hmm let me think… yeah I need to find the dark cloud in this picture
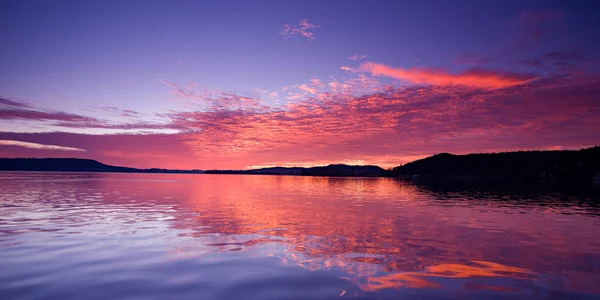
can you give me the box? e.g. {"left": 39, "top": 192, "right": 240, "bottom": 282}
{"left": 0, "top": 97, "right": 31, "bottom": 109}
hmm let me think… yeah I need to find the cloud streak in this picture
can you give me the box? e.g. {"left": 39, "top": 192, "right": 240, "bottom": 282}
{"left": 349, "top": 54, "right": 367, "bottom": 61}
{"left": 0, "top": 140, "right": 85, "bottom": 151}
{"left": 0, "top": 97, "right": 31, "bottom": 108}
{"left": 0, "top": 98, "right": 180, "bottom": 133}
{"left": 360, "top": 62, "right": 537, "bottom": 89}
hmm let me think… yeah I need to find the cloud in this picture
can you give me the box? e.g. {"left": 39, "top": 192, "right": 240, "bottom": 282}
{"left": 160, "top": 70, "right": 599, "bottom": 169}
{"left": 454, "top": 53, "right": 500, "bottom": 65}
{"left": 519, "top": 57, "right": 545, "bottom": 68}
{"left": 515, "top": 10, "right": 564, "bottom": 26}
{"left": 297, "top": 84, "right": 319, "bottom": 95}
{"left": 340, "top": 66, "right": 355, "bottom": 73}
{"left": 0, "top": 97, "right": 31, "bottom": 108}
{"left": 121, "top": 109, "right": 140, "bottom": 117}
{"left": 3, "top": 69, "right": 598, "bottom": 170}
{"left": 51, "top": 121, "right": 183, "bottom": 131}
{"left": 456, "top": 10, "right": 568, "bottom": 67}
{"left": 360, "top": 62, "right": 537, "bottom": 89}
{"left": 90, "top": 105, "right": 142, "bottom": 118}
{"left": 542, "top": 50, "right": 585, "bottom": 62}
{"left": 516, "top": 49, "right": 591, "bottom": 72}
{"left": 3, "top": 40, "right": 598, "bottom": 170}
{"left": 349, "top": 54, "right": 367, "bottom": 61}
{"left": 280, "top": 18, "right": 320, "bottom": 40}
{"left": 0, "top": 140, "right": 85, "bottom": 151}
{"left": 0, "top": 98, "right": 179, "bottom": 133}
{"left": 0, "top": 107, "right": 96, "bottom": 123}
{"left": 510, "top": 10, "right": 564, "bottom": 50}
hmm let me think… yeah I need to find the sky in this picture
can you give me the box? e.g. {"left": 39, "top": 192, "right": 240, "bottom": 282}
{"left": 1, "top": 0, "right": 599, "bottom": 169}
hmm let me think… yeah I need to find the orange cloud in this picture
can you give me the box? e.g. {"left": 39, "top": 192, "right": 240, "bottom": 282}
{"left": 360, "top": 62, "right": 537, "bottom": 89}
{"left": 361, "top": 260, "right": 534, "bottom": 292}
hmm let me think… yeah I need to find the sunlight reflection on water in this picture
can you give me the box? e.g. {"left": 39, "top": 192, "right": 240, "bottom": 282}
{"left": 0, "top": 172, "right": 599, "bottom": 299}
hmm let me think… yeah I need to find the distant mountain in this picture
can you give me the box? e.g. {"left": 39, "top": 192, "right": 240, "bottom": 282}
{"left": 390, "top": 146, "right": 600, "bottom": 183}
{"left": 205, "top": 164, "right": 385, "bottom": 177}
{"left": 0, "top": 158, "right": 203, "bottom": 174}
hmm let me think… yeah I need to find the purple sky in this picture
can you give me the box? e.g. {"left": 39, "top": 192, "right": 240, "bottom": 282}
{"left": 1, "top": 0, "right": 599, "bottom": 169}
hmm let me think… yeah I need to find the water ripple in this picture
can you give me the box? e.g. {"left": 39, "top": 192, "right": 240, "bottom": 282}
{"left": 0, "top": 172, "right": 599, "bottom": 299}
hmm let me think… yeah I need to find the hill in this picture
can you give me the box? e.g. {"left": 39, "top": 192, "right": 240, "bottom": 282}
{"left": 0, "top": 158, "right": 203, "bottom": 174}
{"left": 390, "top": 146, "right": 600, "bottom": 183}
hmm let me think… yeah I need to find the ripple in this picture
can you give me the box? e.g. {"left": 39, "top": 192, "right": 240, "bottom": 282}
{"left": 0, "top": 172, "right": 599, "bottom": 299}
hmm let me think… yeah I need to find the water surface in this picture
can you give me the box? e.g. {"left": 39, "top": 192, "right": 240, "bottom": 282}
{"left": 1, "top": 172, "right": 599, "bottom": 299}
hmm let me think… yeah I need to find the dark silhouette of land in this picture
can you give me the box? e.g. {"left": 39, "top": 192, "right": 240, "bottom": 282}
{"left": 204, "top": 164, "right": 385, "bottom": 177}
{"left": 389, "top": 146, "right": 600, "bottom": 184}
{"left": 0, "top": 158, "right": 203, "bottom": 174}
{"left": 1, "top": 146, "right": 599, "bottom": 184}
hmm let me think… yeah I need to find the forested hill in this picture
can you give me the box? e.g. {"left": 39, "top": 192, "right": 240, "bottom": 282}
{"left": 390, "top": 146, "right": 600, "bottom": 182}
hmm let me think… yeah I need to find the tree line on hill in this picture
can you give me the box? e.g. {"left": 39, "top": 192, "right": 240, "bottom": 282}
{"left": 388, "top": 146, "right": 600, "bottom": 184}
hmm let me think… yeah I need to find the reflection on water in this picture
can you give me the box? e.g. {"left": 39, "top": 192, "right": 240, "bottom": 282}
{"left": 0, "top": 172, "right": 599, "bottom": 299}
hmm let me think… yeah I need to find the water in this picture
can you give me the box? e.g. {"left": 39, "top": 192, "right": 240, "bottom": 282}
{"left": 1, "top": 172, "right": 599, "bottom": 299}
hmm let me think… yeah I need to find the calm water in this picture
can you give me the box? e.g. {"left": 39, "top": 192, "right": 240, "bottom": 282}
{"left": 1, "top": 172, "right": 599, "bottom": 299}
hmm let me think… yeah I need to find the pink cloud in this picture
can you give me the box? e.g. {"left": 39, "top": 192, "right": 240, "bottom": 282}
{"left": 360, "top": 62, "right": 537, "bottom": 89}
{"left": 328, "top": 81, "right": 350, "bottom": 93}
{"left": 280, "top": 18, "right": 320, "bottom": 40}
{"left": 155, "top": 71, "right": 599, "bottom": 169}
{"left": 159, "top": 80, "right": 266, "bottom": 111}
{"left": 3, "top": 51, "right": 598, "bottom": 170}
{"left": 340, "top": 66, "right": 355, "bottom": 73}
{"left": 297, "top": 84, "right": 319, "bottom": 95}
{"left": 3, "top": 71, "right": 598, "bottom": 170}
